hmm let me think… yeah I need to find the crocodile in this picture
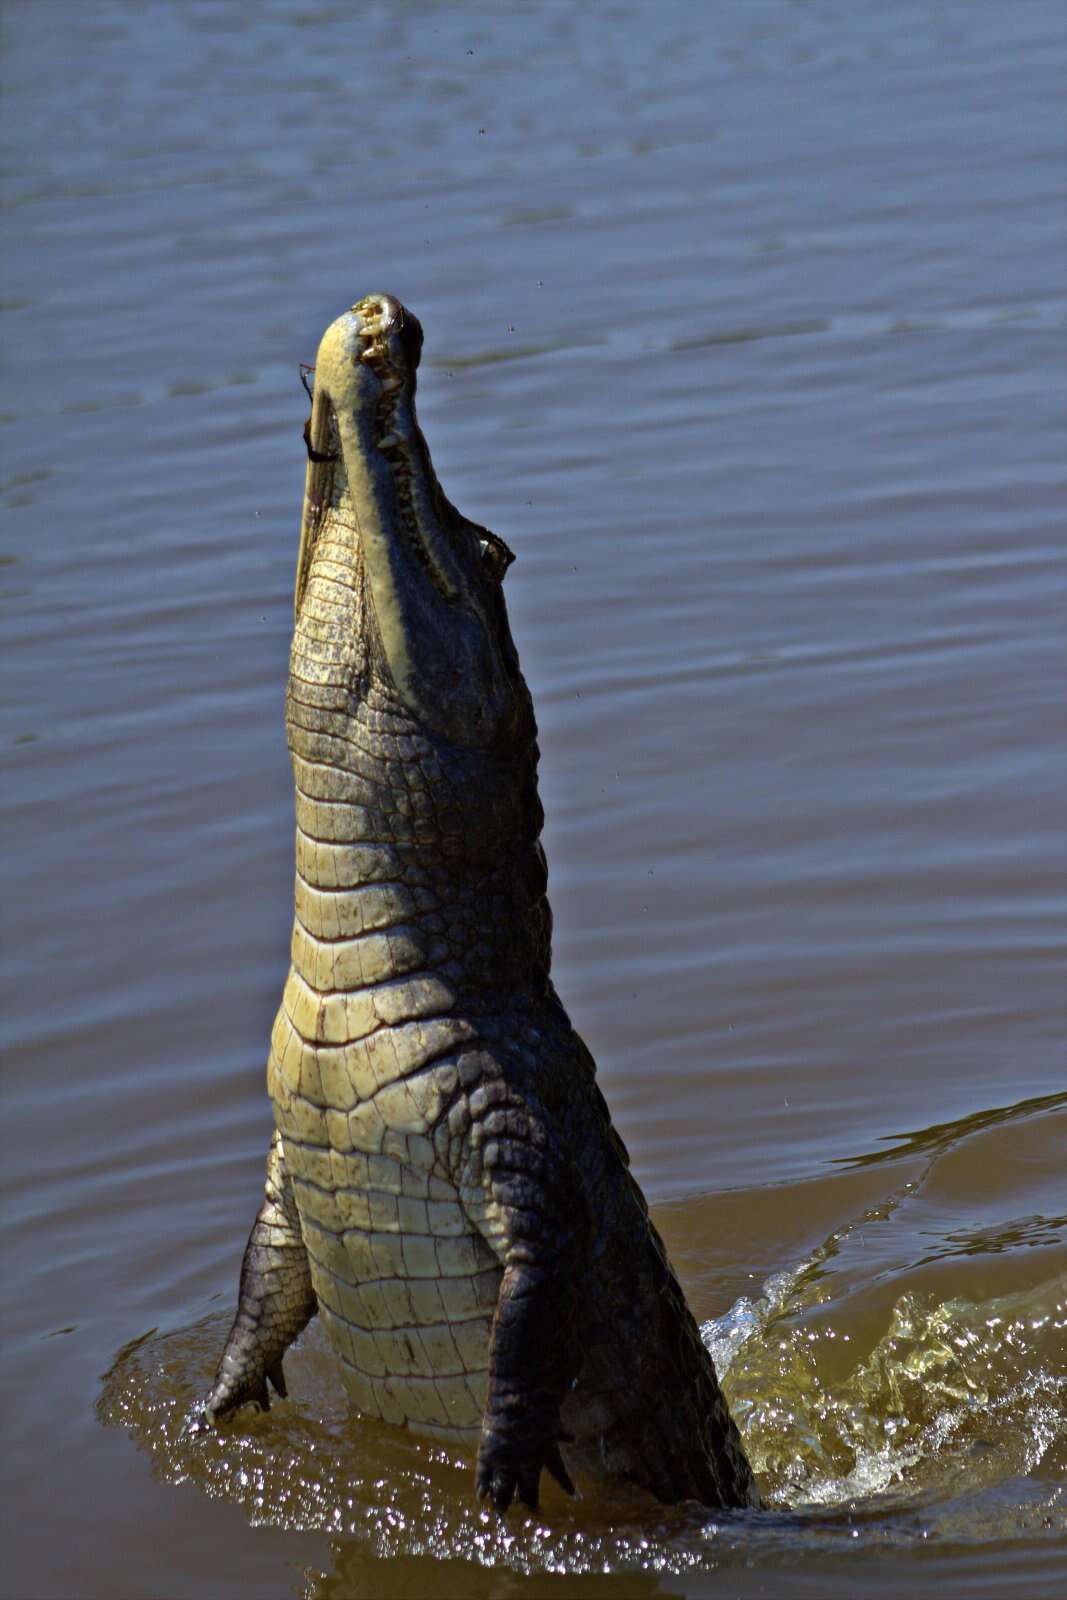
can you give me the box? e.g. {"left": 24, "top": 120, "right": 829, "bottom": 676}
{"left": 203, "top": 293, "right": 759, "bottom": 1516}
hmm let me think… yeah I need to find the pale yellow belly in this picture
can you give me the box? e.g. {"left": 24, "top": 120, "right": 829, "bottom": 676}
{"left": 267, "top": 985, "right": 500, "bottom": 1443}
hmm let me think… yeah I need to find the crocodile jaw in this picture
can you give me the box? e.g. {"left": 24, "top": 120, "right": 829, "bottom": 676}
{"left": 295, "top": 294, "right": 518, "bottom": 749}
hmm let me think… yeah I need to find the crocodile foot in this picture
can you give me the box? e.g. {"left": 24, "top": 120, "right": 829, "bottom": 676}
{"left": 475, "top": 1410, "right": 575, "bottom": 1515}
{"left": 200, "top": 1356, "right": 289, "bottom": 1425}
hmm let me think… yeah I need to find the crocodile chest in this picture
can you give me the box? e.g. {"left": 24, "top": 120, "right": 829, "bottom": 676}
{"left": 270, "top": 1009, "right": 501, "bottom": 1441}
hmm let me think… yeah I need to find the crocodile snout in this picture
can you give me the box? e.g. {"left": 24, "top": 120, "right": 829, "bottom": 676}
{"left": 352, "top": 292, "right": 403, "bottom": 331}
{"left": 349, "top": 292, "right": 424, "bottom": 374}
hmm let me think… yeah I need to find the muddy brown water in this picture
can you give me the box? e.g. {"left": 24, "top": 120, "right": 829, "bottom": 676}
{"left": 2, "top": 4, "right": 1065, "bottom": 1597}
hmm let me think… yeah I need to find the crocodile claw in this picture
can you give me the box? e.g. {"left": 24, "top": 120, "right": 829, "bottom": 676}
{"left": 544, "top": 1442, "right": 576, "bottom": 1497}
{"left": 475, "top": 1423, "right": 575, "bottom": 1514}
{"left": 201, "top": 1356, "right": 288, "bottom": 1424}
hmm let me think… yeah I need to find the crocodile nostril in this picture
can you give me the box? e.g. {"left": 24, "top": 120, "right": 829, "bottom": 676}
{"left": 376, "top": 295, "right": 404, "bottom": 333}
{"left": 350, "top": 293, "right": 402, "bottom": 332}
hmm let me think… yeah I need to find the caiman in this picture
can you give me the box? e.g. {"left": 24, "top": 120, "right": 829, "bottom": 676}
{"left": 203, "top": 293, "right": 758, "bottom": 1515}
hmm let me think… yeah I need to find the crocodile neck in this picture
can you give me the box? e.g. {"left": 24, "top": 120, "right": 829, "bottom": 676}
{"left": 285, "top": 489, "right": 551, "bottom": 1031}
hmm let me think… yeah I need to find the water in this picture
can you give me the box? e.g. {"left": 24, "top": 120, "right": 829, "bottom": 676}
{"left": 2, "top": 3, "right": 1065, "bottom": 1596}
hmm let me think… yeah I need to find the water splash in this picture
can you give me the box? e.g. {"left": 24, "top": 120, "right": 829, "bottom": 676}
{"left": 99, "top": 1252, "right": 1065, "bottom": 1579}
{"left": 709, "top": 1277, "right": 1066, "bottom": 1513}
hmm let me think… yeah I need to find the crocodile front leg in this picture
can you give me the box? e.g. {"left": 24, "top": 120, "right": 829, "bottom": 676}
{"left": 204, "top": 1129, "right": 317, "bottom": 1420}
{"left": 446, "top": 1077, "right": 586, "bottom": 1514}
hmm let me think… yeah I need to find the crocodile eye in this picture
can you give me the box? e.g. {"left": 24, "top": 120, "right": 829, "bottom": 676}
{"left": 478, "top": 533, "right": 515, "bottom": 583}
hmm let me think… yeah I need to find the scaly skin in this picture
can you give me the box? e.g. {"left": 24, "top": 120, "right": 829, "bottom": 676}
{"left": 204, "top": 294, "right": 759, "bottom": 1515}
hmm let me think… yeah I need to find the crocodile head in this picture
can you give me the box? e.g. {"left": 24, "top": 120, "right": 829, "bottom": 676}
{"left": 294, "top": 293, "right": 524, "bottom": 749}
